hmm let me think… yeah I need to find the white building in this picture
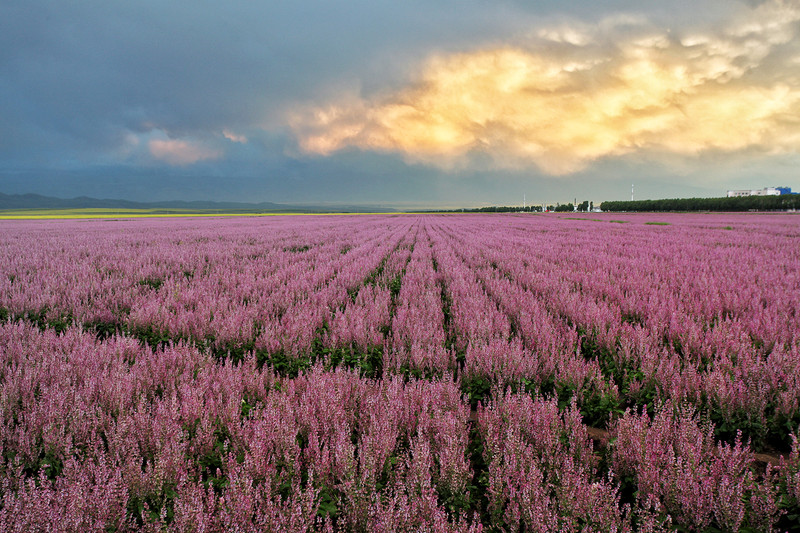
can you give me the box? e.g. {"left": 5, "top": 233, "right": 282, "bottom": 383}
{"left": 726, "top": 187, "right": 781, "bottom": 197}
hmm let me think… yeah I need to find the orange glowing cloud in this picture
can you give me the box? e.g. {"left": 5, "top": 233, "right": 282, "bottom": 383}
{"left": 148, "top": 138, "right": 223, "bottom": 166}
{"left": 290, "top": 1, "right": 800, "bottom": 175}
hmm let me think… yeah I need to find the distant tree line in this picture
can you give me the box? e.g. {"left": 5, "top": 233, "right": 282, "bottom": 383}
{"left": 549, "top": 201, "right": 593, "bottom": 212}
{"left": 429, "top": 200, "right": 595, "bottom": 214}
{"left": 601, "top": 195, "right": 800, "bottom": 212}
{"left": 430, "top": 205, "right": 544, "bottom": 213}
{"left": 473, "top": 205, "right": 544, "bottom": 213}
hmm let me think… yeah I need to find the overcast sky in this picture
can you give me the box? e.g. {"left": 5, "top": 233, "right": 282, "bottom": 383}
{"left": 2, "top": 0, "right": 799, "bottom": 207}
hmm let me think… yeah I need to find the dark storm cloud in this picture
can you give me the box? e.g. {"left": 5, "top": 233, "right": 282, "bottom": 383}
{"left": 1, "top": 0, "right": 548, "bottom": 166}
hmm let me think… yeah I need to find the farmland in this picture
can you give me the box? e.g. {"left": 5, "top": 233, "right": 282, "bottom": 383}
{"left": 1, "top": 213, "right": 799, "bottom": 531}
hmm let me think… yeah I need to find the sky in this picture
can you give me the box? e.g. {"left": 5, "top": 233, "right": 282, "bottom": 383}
{"left": 2, "top": 0, "right": 799, "bottom": 208}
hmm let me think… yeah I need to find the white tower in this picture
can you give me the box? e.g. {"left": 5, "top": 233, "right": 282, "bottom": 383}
{"left": 631, "top": 183, "right": 634, "bottom": 201}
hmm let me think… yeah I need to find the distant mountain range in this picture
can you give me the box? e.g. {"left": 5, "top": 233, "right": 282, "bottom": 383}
{"left": 0, "top": 192, "right": 396, "bottom": 213}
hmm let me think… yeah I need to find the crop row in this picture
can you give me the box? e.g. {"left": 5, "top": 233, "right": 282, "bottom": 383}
{"left": 1, "top": 322, "right": 798, "bottom": 531}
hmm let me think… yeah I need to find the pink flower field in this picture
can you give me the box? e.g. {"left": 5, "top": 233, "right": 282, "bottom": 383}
{"left": 1, "top": 213, "right": 799, "bottom": 531}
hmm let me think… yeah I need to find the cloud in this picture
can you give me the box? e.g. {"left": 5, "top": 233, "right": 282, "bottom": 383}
{"left": 223, "top": 129, "right": 248, "bottom": 144}
{"left": 290, "top": 0, "right": 800, "bottom": 175}
{"left": 148, "top": 138, "right": 223, "bottom": 166}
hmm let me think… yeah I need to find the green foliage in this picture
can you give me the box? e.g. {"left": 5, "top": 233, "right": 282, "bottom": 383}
{"left": 16, "top": 306, "right": 74, "bottom": 334}
{"left": 209, "top": 339, "right": 255, "bottom": 365}
{"left": 437, "top": 478, "right": 473, "bottom": 520}
{"left": 316, "top": 487, "right": 340, "bottom": 520}
{"left": 284, "top": 244, "right": 311, "bottom": 253}
{"left": 129, "top": 324, "right": 179, "bottom": 351}
{"left": 86, "top": 319, "right": 122, "bottom": 341}
{"left": 710, "top": 409, "right": 766, "bottom": 448}
{"left": 376, "top": 454, "right": 401, "bottom": 494}
{"left": 388, "top": 275, "right": 402, "bottom": 299}
{"left": 777, "top": 498, "right": 800, "bottom": 533}
{"left": 555, "top": 383, "right": 578, "bottom": 411}
{"left": 580, "top": 390, "right": 624, "bottom": 427}
{"left": 346, "top": 286, "right": 359, "bottom": 302}
{"left": 601, "top": 194, "right": 800, "bottom": 212}
{"left": 256, "top": 349, "right": 312, "bottom": 378}
{"left": 47, "top": 314, "right": 73, "bottom": 334}
{"left": 23, "top": 447, "right": 65, "bottom": 482}
{"left": 709, "top": 402, "right": 799, "bottom": 451}
{"left": 126, "top": 482, "right": 178, "bottom": 527}
{"left": 767, "top": 412, "right": 800, "bottom": 451}
{"left": 196, "top": 425, "right": 232, "bottom": 493}
{"left": 461, "top": 375, "right": 492, "bottom": 409}
{"left": 362, "top": 251, "right": 390, "bottom": 287}
{"left": 325, "top": 345, "right": 384, "bottom": 378}
{"left": 575, "top": 332, "right": 640, "bottom": 425}
{"left": 465, "top": 424, "right": 491, "bottom": 526}
{"left": 240, "top": 393, "right": 257, "bottom": 419}
{"left": 137, "top": 277, "right": 164, "bottom": 290}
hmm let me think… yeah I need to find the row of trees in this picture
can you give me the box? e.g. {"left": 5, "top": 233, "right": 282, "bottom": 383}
{"left": 433, "top": 201, "right": 595, "bottom": 213}
{"left": 462, "top": 205, "right": 544, "bottom": 213}
{"left": 552, "top": 201, "right": 593, "bottom": 212}
{"left": 602, "top": 195, "right": 800, "bottom": 212}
